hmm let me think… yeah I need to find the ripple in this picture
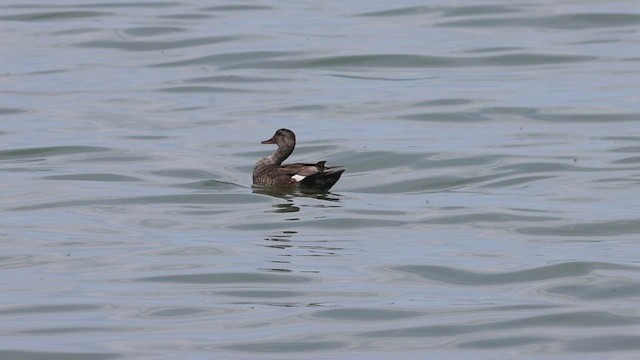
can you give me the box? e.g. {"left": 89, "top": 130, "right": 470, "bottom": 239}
{"left": 519, "top": 219, "right": 640, "bottom": 237}
{"left": 0, "top": 304, "right": 106, "bottom": 315}
{"left": 438, "top": 13, "right": 640, "bottom": 29}
{"left": 400, "top": 111, "right": 488, "bottom": 122}
{"left": 158, "top": 13, "right": 213, "bottom": 20}
{"left": 149, "top": 246, "right": 225, "bottom": 256}
{"left": 77, "top": 35, "right": 241, "bottom": 51}
{"left": 612, "top": 156, "right": 640, "bottom": 164}
{"left": 423, "top": 212, "right": 559, "bottom": 225}
{"left": 463, "top": 46, "right": 525, "bottom": 54}
{"left": 150, "top": 169, "right": 219, "bottom": 179}
{"left": 11, "top": 193, "right": 267, "bottom": 211}
{"left": 18, "top": 326, "right": 135, "bottom": 335}
{"left": 312, "top": 308, "right": 423, "bottom": 321}
{"left": 1, "top": 2, "right": 180, "bottom": 9}
{"left": 121, "top": 26, "right": 185, "bottom": 37}
{"left": 393, "top": 262, "right": 637, "bottom": 285}
{"left": 611, "top": 146, "right": 640, "bottom": 153}
{"left": 217, "top": 53, "right": 597, "bottom": 70}
{"left": 172, "top": 180, "right": 243, "bottom": 190}
{"left": 183, "top": 75, "right": 285, "bottom": 83}
{"left": 139, "top": 307, "right": 213, "bottom": 318}
{"left": 201, "top": 5, "right": 273, "bottom": 11}
{"left": 480, "top": 175, "right": 555, "bottom": 188}
{"left": 79, "top": 2, "right": 180, "bottom": 9}
{"left": 415, "top": 98, "right": 474, "bottom": 106}
{"left": 150, "top": 51, "right": 300, "bottom": 68}
{"left": 217, "top": 290, "right": 306, "bottom": 298}
{"left": 331, "top": 150, "right": 426, "bottom": 173}
{"left": 79, "top": 155, "right": 150, "bottom": 162}
{"left": 546, "top": 279, "right": 640, "bottom": 300}
{"left": 533, "top": 112, "right": 640, "bottom": 123}
{"left": 566, "top": 335, "right": 640, "bottom": 352}
{"left": 138, "top": 272, "right": 312, "bottom": 284}
{"left": 42, "top": 173, "right": 141, "bottom": 182}
{"left": 231, "top": 217, "right": 404, "bottom": 230}
{"left": 0, "top": 350, "right": 119, "bottom": 360}
{"left": 329, "top": 74, "right": 435, "bottom": 82}
{"left": 357, "top": 6, "right": 439, "bottom": 17}
{"left": 0, "top": 255, "right": 46, "bottom": 269}
{"left": 0, "top": 146, "right": 110, "bottom": 160}
{"left": 457, "top": 336, "right": 552, "bottom": 349}
{"left": 361, "top": 311, "right": 640, "bottom": 338}
{"left": 349, "top": 174, "right": 501, "bottom": 194}
{"left": 220, "top": 341, "right": 346, "bottom": 353}
{"left": 401, "top": 107, "right": 639, "bottom": 123}
{"left": 157, "top": 85, "right": 249, "bottom": 93}
{"left": 359, "top": 5, "right": 521, "bottom": 18}
{"left": 442, "top": 5, "right": 521, "bottom": 17}
{"left": 496, "top": 162, "right": 598, "bottom": 174}
{"left": 0, "top": 107, "right": 25, "bottom": 115}
{"left": 0, "top": 10, "right": 112, "bottom": 21}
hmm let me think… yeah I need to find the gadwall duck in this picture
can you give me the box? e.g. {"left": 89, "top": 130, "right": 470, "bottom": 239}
{"left": 253, "top": 128, "right": 346, "bottom": 191}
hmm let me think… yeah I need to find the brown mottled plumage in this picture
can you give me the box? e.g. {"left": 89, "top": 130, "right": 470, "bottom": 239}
{"left": 252, "top": 129, "right": 345, "bottom": 191}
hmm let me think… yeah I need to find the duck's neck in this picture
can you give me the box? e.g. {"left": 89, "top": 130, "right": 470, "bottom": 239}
{"left": 259, "top": 144, "right": 294, "bottom": 166}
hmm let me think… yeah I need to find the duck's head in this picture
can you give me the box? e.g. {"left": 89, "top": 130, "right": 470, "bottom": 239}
{"left": 261, "top": 128, "right": 296, "bottom": 148}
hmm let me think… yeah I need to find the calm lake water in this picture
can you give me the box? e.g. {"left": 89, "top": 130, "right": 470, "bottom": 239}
{"left": 2, "top": 1, "right": 640, "bottom": 359}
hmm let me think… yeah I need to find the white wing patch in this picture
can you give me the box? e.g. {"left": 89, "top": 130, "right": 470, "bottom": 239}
{"left": 291, "top": 174, "right": 306, "bottom": 182}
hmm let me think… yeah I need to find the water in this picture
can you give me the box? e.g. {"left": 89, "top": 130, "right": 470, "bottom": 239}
{"left": 1, "top": 1, "right": 640, "bottom": 359}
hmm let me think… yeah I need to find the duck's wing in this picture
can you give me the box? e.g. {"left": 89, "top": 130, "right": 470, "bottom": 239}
{"left": 278, "top": 161, "right": 325, "bottom": 182}
{"left": 280, "top": 161, "right": 346, "bottom": 191}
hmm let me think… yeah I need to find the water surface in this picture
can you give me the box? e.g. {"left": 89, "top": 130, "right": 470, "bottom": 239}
{"left": 1, "top": 0, "right": 640, "bottom": 359}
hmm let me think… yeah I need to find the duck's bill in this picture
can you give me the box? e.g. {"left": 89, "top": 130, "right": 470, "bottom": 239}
{"left": 261, "top": 138, "right": 275, "bottom": 144}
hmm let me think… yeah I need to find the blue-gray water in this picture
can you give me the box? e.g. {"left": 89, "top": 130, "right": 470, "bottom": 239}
{"left": 2, "top": 1, "right": 640, "bottom": 359}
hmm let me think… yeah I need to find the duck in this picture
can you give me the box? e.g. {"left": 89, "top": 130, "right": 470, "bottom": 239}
{"left": 253, "top": 128, "right": 346, "bottom": 191}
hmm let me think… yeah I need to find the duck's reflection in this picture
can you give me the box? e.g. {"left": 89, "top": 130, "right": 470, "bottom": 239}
{"left": 263, "top": 230, "right": 344, "bottom": 255}
{"left": 271, "top": 202, "right": 300, "bottom": 213}
{"left": 253, "top": 186, "right": 343, "bottom": 213}
{"left": 264, "top": 231, "right": 295, "bottom": 250}
{"left": 250, "top": 187, "right": 346, "bottom": 272}
{"left": 261, "top": 231, "right": 295, "bottom": 273}
{"left": 253, "top": 186, "right": 342, "bottom": 201}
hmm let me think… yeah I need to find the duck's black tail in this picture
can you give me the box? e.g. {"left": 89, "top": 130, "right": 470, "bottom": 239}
{"left": 300, "top": 166, "right": 346, "bottom": 192}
